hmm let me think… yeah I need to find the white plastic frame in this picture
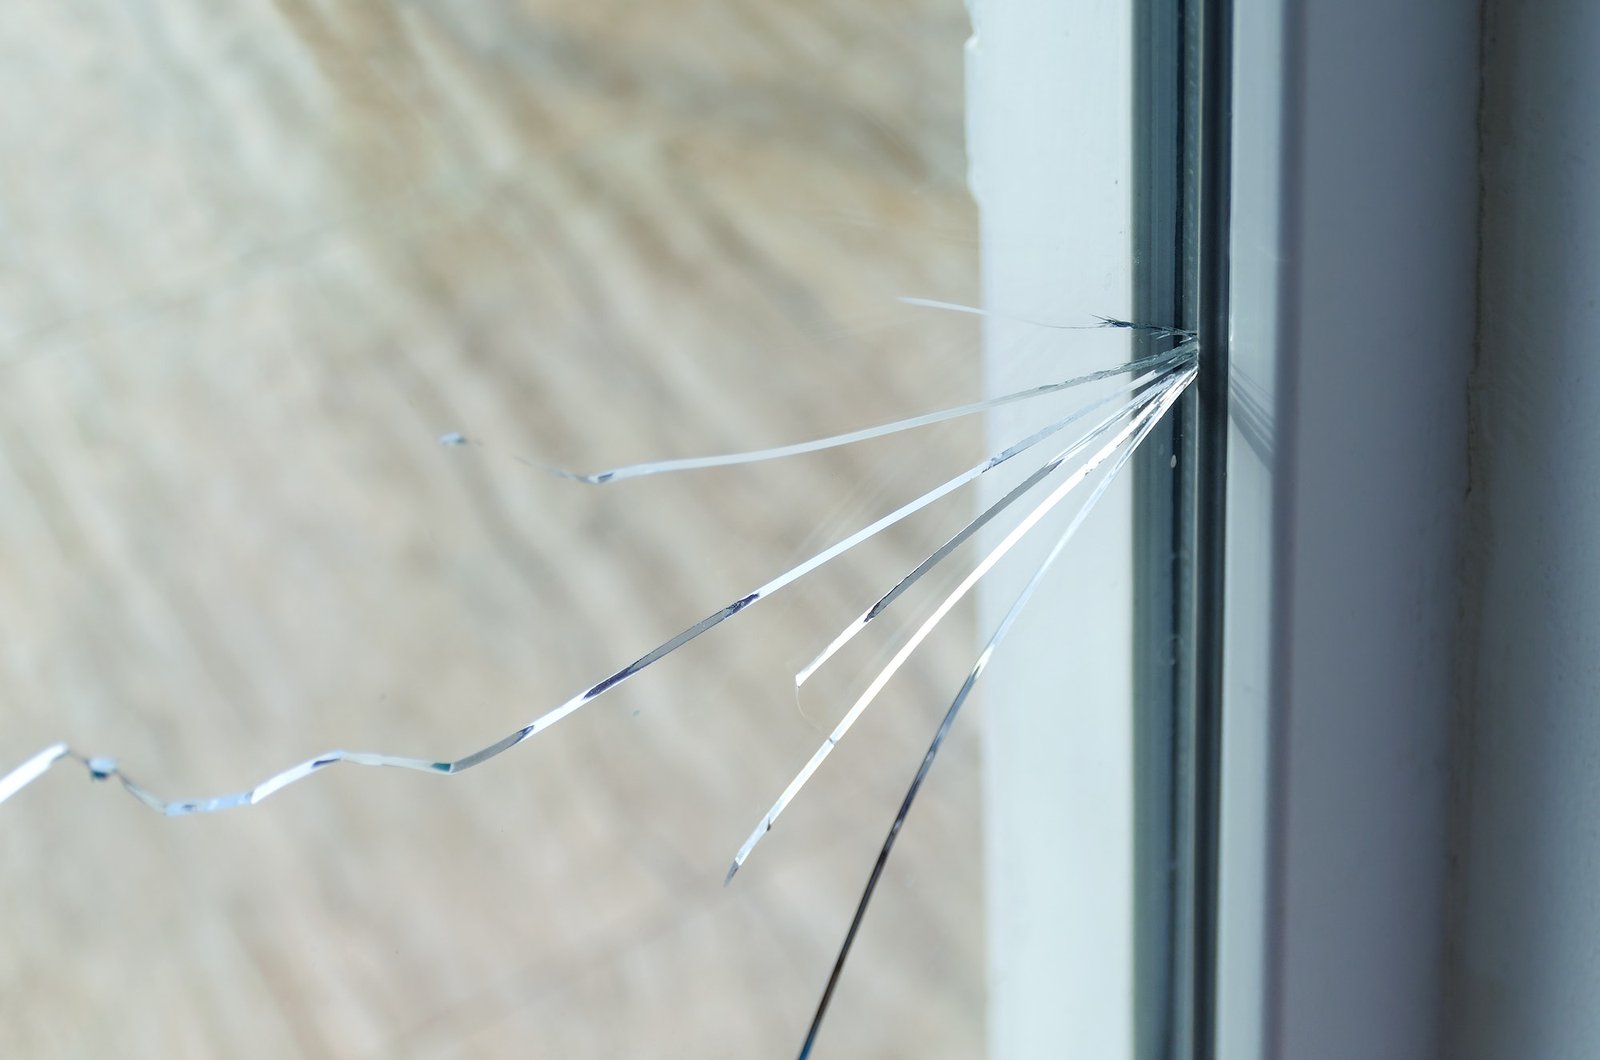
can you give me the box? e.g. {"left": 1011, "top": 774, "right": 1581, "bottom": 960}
{"left": 1216, "top": 1, "right": 1478, "bottom": 1057}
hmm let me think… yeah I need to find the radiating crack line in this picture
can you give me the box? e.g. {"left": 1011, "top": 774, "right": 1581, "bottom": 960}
{"left": 727, "top": 364, "right": 1196, "bottom": 881}
{"left": 543, "top": 343, "right": 1193, "bottom": 484}
{"left": 793, "top": 360, "right": 1189, "bottom": 688}
{"left": 897, "top": 296, "right": 1197, "bottom": 341}
{"left": 794, "top": 359, "right": 1196, "bottom": 1060}
{"left": 0, "top": 356, "right": 1175, "bottom": 817}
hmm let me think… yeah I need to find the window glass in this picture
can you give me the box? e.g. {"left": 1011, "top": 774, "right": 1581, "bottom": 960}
{"left": 0, "top": 3, "right": 985, "bottom": 1055}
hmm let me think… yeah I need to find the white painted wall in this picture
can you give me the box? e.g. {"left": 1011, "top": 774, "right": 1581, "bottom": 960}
{"left": 1448, "top": 3, "right": 1600, "bottom": 1056}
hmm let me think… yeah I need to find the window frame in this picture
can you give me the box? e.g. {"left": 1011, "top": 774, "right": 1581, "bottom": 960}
{"left": 1214, "top": 1, "right": 1478, "bottom": 1057}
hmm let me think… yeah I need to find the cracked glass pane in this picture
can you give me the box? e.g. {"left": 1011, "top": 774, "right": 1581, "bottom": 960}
{"left": 0, "top": 3, "right": 985, "bottom": 1055}
{"left": 0, "top": 1, "right": 1190, "bottom": 1056}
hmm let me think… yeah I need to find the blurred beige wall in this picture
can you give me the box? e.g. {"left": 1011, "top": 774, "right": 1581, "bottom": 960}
{"left": 0, "top": 2, "right": 982, "bottom": 1057}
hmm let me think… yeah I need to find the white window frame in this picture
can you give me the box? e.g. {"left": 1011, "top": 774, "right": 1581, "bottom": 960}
{"left": 978, "top": 0, "right": 1486, "bottom": 1056}
{"left": 1218, "top": 1, "right": 1478, "bottom": 1057}
{"left": 968, "top": 0, "right": 1142, "bottom": 1055}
